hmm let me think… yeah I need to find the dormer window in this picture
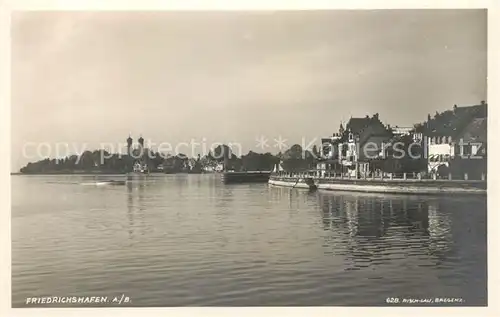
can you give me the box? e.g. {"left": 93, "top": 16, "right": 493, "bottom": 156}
{"left": 348, "top": 133, "right": 353, "bottom": 141}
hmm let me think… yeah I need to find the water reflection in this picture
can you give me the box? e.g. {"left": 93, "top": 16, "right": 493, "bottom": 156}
{"left": 214, "top": 186, "right": 234, "bottom": 210}
{"left": 126, "top": 182, "right": 134, "bottom": 239}
{"left": 12, "top": 176, "right": 487, "bottom": 306}
{"left": 126, "top": 180, "right": 148, "bottom": 240}
{"left": 268, "top": 186, "right": 313, "bottom": 210}
{"left": 317, "top": 192, "right": 459, "bottom": 270}
{"left": 138, "top": 181, "right": 146, "bottom": 236}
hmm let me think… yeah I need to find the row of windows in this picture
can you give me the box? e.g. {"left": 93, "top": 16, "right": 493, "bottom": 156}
{"left": 429, "top": 136, "right": 453, "bottom": 144}
{"left": 428, "top": 154, "right": 451, "bottom": 162}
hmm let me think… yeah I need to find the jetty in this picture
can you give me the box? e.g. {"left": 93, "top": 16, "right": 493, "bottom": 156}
{"left": 222, "top": 171, "right": 272, "bottom": 184}
{"left": 269, "top": 172, "right": 486, "bottom": 195}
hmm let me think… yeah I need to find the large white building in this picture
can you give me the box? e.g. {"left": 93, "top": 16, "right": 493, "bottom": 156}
{"left": 427, "top": 135, "right": 454, "bottom": 173}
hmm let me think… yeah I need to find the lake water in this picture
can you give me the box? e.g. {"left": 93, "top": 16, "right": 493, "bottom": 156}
{"left": 11, "top": 174, "right": 487, "bottom": 306}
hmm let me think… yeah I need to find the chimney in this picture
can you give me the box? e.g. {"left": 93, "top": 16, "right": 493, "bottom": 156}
{"left": 481, "top": 100, "right": 486, "bottom": 105}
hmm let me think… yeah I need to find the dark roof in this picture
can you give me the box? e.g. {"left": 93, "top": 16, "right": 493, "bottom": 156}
{"left": 421, "top": 103, "right": 487, "bottom": 137}
{"left": 342, "top": 116, "right": 391, "bottom": 146}
{"left": 458, "top": 118, "right": 487, "bottom": 142}
{"left": 454, "top": 103, "right": 487, "bottom": 117}
{"left": 346, "top": 117, "right": 372, "bottom": 134}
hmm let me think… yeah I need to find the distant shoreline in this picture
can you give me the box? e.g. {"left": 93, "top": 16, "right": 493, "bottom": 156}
{"left": 11, "top": 171, "right": 213, "bottom": 176}
{"left": 11, "top": 171, "right": 152, "bottom": 176}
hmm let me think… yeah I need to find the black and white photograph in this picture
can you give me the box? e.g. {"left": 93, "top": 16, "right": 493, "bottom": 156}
{"left": 3, "top": 1, "right": 497, "bottom": 313}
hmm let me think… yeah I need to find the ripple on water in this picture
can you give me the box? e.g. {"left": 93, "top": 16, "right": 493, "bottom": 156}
{"left": 11, "top": 175, "right": 487, "bottom": 306}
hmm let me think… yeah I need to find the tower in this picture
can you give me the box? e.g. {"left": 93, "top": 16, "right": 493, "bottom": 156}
{"left": 127, "top": 135, "right": 133, "bottom": 155}
{"left": 138, "top": 135, "right": 145, "bottom": 159}
{"left": 126, "top": 135, "right": 133, "bottom": 173}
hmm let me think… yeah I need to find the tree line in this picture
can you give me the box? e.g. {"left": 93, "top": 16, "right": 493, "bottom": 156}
{"left": 19, "top": 144, "right": 318, "bottom": 174}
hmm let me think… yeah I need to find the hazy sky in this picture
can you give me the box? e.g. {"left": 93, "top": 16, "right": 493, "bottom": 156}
{"left": 11, "top": 10, "right": 486, "bottom": 171}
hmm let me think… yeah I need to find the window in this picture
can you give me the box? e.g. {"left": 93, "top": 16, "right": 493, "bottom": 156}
{"left": 348, "top": 133, "right": 353, "bottom": 141}
{"left": 463, "top": 144, "right": 472, "bottom": 156}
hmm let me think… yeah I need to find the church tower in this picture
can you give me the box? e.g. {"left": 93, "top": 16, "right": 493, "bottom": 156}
{"left": 138, "top": 135, "right": 145, "bottom": 159}
{"left": 127, "top": 135, "right": 133, "bottom": 156}
{"left": 126, "top": 135, "right": 133, "bottom": 172}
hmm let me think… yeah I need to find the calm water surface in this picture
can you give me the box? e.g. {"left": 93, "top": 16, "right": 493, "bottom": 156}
{"left": 11, "top": 174, "right": 487, "bottom": 306}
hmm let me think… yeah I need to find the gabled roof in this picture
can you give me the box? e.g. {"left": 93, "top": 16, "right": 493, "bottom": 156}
{"left": 342, "top": 115, "right": 391, "bottom": 146}
{"left": 346, "top": 117, "right": 372, "bottom": 134}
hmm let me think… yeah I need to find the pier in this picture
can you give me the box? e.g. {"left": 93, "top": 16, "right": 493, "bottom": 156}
{"left": 269, "top": 171, "right": 486, "bottom": 195}
{"left": 221, "top": 171, "right": 272, "bottom": 184}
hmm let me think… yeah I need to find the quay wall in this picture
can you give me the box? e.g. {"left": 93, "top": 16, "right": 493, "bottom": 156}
{"left": 268, "top": 175, "right": 486, "bottom": 195}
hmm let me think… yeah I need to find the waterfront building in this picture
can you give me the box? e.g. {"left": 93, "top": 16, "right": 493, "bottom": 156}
{"left": 427, "top": 135, "right": 454, "bottom": 174}
{"left": 448, "top": 117, "right": 487, "bottom": 179}
{"left": 314, "top": 114, "right": 392, "bottom": 178}
{"left": 374, "top": 131, "right": 426, "bottom": 176}
{"left": 316, "top": 131, "right": 343, "bottom": 177}
{"left": 422, "top": 102, "right": 487, "bottom": 177}
{"left": 310, "top": 102, "right": 487, "bottom": 180}
{"left": 339, "top": 113, "right": 392, "bottom": 177}
{"left": 454, "top": 117, "right": 487, "bottom": 158}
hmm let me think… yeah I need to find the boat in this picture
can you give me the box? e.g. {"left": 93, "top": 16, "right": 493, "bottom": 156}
{"left": 221, "top": 170, "right": 272, "bottom": 184}
{"left": 89, "top": 180, "right": 127, "bottom": 186}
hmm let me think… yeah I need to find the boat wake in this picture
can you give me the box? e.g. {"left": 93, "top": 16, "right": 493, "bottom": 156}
{"left": 80, "top": 181, "right": 126, "bottom": 186}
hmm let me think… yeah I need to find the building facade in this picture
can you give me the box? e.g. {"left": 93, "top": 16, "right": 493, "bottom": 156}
{"left": 339, "top": 114, "right": 392, "bottom": 177}
{"left": 427, "top": 135, "right": 454, "bottom": 174}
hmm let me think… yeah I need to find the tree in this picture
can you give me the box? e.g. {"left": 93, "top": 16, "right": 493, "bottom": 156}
{"left": 213, "top": 144, "right": 232, "bottom": 162}
{"left": 241, "top": 151, "right": 279, "bottom": 171}
{"left": 312, "top": 145, "right": 319, "bottom": 158}
{"left": 280, "top": 144, "right": 314, "bottom": 172}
